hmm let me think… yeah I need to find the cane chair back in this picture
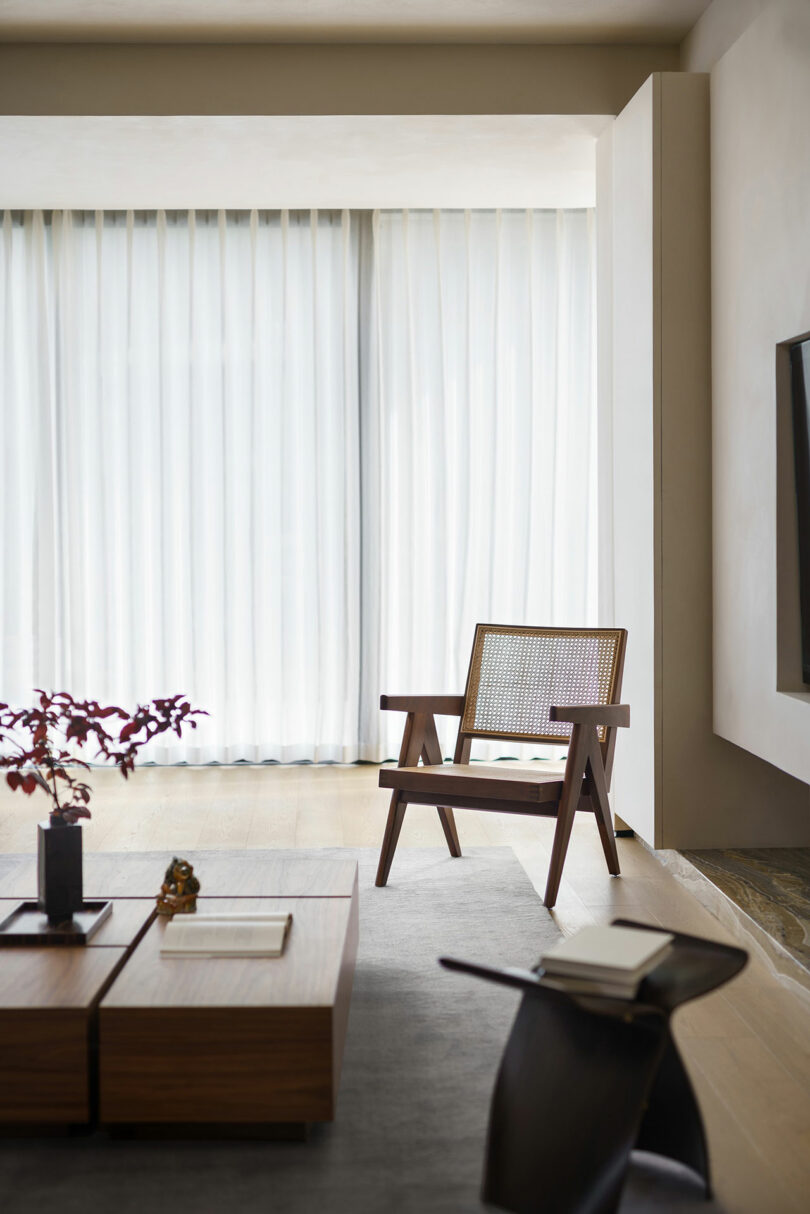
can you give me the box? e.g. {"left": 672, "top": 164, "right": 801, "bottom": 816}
{"left": 460, "top": 624, "right": 626, "bottom": 747}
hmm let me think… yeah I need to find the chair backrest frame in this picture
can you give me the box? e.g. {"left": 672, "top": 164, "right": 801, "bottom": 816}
{"left": 454, "top": 624, "right": 627, "bottom": 776}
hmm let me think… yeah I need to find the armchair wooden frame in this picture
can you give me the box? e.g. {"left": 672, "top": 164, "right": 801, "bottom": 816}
{"left": 375, "top": 625, "right": 629, "bottom": 908}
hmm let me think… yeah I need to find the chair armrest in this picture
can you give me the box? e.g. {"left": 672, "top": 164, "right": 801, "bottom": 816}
{"left": 379, "top": 694, "right": 465, "bottom": 715}
{"left": 550, "top": 704, "right": 630, "bottom": 727}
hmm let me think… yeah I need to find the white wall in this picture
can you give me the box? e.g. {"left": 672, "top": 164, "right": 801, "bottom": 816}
{"left": 684, "top": 0, "right": 810, "bottom": 789}
{"left": 600, "top": 82, "right": 658, "bottom": 844}
{"left": 0, "top": 115, "right": 608, "bottom": 210}
{"left": 599, "top": 69, "right": 810, "bottom": 847}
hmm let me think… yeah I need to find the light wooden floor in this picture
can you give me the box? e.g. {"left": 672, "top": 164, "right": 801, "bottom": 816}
{"left": 2, "top": 762, "right": 808, "bottom": 1214}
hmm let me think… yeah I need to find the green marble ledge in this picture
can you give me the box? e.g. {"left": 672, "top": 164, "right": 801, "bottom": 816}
{"left": 682, "top": 848, "right": 810, "bottom": 979}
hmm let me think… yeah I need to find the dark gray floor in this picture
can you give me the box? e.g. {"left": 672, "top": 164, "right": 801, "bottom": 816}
{"left": 0, "top": 847, "right": 722, "bottom": 1213}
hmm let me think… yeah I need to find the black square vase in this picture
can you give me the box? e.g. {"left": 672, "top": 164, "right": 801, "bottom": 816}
{"left": 37, "top": 819, "right": 84, "bottom": 924}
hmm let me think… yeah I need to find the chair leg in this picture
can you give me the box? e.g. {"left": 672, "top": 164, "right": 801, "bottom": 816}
{"left": 437, "top": 807, "right": 462, "bottom": 857}
{"left": 420, "top": 715, "right": 462, "bottom": 860}
{"left": 375, "top": 792, "right": 408, "bottom": 887}
{"left": 544, "top": 802, "right": 577, "bottom": 910}
{"left": 587, "top": 733, "right": 621, "bottom": 877}
{"left": 544, "top": 724, "right": 590, "bottom": 909}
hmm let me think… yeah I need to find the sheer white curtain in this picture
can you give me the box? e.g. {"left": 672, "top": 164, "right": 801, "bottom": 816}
{"left": 1, "top": 209, "right": 361, "bottom": 762}
{"left": 360, "top": 210, "right": 597, "bottom": 759}
{"left": 1, "top": 207, "right": 596, "bottom": 763}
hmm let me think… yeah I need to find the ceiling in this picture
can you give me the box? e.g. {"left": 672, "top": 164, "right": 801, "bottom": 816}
{"left": 0, "top": 1, "right": 714, "bottom": 44}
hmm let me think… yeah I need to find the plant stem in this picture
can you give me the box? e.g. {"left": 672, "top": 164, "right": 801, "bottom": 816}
{"left": 49, "top": 760, "right": 61, "bottom": 812}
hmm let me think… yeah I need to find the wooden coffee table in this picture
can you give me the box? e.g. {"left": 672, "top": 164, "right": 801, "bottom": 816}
{"left": 0, "top": 852, "right": 359, "bottom": 1133}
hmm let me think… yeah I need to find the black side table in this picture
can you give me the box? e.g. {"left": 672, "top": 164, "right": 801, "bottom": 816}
{"left": 441, "top": 918, "right": 747, "bottom": 1214}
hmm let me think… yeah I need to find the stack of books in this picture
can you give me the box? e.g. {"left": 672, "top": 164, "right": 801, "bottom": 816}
{"left": 538, "top": 925, "right": 673, "bottom": 999}
{"left": 160, "top": 911, "right": 293, "bottom": 959}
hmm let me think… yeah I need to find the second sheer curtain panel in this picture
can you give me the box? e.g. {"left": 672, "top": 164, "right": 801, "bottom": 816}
{"left": 0, "top": 208, "right": 596, "bottom": 762}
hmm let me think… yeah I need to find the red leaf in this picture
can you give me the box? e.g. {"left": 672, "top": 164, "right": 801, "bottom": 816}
{"left": 6, "top": 772, "right": 21, "bottom": 791}
{"left": 66, "top": 718, "right": 90, "bottom": 742}
{"left": 30, "top": 770, "right": 53, "bottom": 794}
{"left": 62, "top": 805, "right": 92, "bottom": 823}
{"left": 20, "top": 774, "right": 38, "bottom": 795}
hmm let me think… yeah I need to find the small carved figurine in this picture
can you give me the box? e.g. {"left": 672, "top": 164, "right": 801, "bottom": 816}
{"left": 156, "top": 856, "right": 200, "bottom": 915}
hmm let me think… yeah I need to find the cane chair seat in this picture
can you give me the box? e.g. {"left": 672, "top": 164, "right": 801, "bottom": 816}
{"left": 380, "top": 762, "right": 566, "bottom": 805}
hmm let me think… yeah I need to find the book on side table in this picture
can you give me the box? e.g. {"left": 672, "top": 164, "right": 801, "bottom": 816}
{"left": 538, "top": 925, "right": 673, "bottom": 999}
{"left": 160, "top": 911, "right": 293, "bottom": 959}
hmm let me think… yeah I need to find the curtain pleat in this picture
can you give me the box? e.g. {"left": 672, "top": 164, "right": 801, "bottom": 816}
{"left": 1, "top": 208, "right": 596, "bottom": 763}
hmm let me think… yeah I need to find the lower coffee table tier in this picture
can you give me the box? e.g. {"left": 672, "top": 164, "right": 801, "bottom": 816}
{"left": 0, "top": 898, "right": 155, "bottom": 1125}
{"left": 0, "top": 948, "right": 128, "bottom": 1123}
{"left": 98, "top": 892, "right": 359, "bottom": 1125}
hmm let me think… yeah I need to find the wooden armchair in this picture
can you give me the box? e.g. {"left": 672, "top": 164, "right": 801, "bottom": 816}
{"left": 376, "top": 624, "right": 629, "bottom": 908}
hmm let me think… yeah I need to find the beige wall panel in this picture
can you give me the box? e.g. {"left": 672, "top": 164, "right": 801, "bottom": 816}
{"left": 679, "top": 0, "right": 767, "bottom": 71}
{"left": 0, "top": 42, "right": 679, "bottom": 117}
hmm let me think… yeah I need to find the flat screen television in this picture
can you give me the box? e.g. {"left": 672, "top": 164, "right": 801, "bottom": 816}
{"left": 790, "top": 336, "right": 810, "bottom": 684}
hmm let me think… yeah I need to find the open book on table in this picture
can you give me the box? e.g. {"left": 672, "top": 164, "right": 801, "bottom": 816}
{"left": 160, "top": 911, "right": 293, "bottom": 959}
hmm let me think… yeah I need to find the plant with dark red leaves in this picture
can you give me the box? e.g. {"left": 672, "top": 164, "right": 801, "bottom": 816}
{"left": 0, "top": 692, "right": 206, "bottom": 824}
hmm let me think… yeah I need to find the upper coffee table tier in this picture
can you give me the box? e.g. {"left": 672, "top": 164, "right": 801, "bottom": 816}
{"left": 0, "top": 851, "right": 359, "bottom": 900}
{"left": 97, "top": 861, "right": 360, "bottom": 1126}
{"left": 101, "top": 896, "right": 356, "bottom": 1010}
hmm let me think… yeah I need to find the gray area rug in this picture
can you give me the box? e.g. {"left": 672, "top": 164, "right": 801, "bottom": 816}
{"left": 0, "top": 847, "right": 717, "bottom": 1213}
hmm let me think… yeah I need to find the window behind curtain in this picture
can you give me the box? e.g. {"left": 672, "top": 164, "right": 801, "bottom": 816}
{"left": 0, "top": 208, "right": 596, "bottom": 763}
